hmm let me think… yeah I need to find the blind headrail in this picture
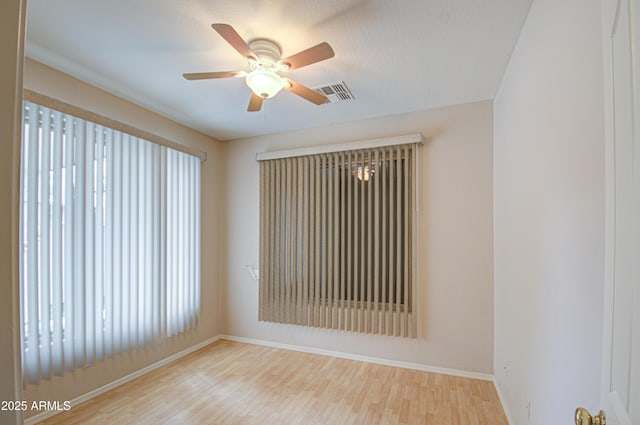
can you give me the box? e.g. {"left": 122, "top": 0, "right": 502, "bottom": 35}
{"left": 23, "top": 89, "right": 207, "bottom": 161}
{"left": 256, "top": 133, "right": 423, "bottom": 161}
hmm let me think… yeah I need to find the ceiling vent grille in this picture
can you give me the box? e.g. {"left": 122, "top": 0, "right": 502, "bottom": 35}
{"left": 313, "top": 81, "right": 355, "bottom": 104}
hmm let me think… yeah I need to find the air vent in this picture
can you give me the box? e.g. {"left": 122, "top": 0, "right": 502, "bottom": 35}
{"left": 313, "top": 81, "right": 355, "bottom": 104}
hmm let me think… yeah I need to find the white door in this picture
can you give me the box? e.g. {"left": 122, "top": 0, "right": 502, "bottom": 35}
{"left": 601, "top": 0, "right": 639, "bottom": 424}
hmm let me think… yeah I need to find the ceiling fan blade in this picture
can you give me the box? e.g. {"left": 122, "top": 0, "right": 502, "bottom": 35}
{"left": 283, "top": 78, "right": 328, "bottom": 105}
{"left": 183, "top": 71, "right": 246, "bottom": 80}
{"left": 247, "top": 92, "right": 264, "bottom": 112}
{"left": 278, "top": 42, "right": 335, "bottom": 71}
{"left": 211, "top": 23, "right": 257, "bottom": 61}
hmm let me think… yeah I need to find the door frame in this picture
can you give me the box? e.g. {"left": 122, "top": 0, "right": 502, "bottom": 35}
{"left": 600, "top": 0, "right": 637, "bottom": 423}
{"left": 0, "top": 0, "right": 26, "bottom": 424}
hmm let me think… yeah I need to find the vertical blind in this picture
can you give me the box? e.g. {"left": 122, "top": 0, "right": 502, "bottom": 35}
{"left": 19, "top": 100, "right": 201, "bottom": 385}
{"left": 259, "top": 143, "right": 419, "bottom": 338}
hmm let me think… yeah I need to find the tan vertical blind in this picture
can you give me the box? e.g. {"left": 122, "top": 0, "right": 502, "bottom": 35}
{"left": 259, "top": 142, "right": 419, "bottom": 338}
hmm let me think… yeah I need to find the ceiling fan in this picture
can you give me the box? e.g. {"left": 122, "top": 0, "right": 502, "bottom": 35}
{"left": 183, "top": 23, "right": 335, "bottom": 112}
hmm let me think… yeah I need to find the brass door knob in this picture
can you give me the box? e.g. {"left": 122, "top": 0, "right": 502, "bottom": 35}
{"left": 575, "top": 407, "right": 606, "bottom": 425}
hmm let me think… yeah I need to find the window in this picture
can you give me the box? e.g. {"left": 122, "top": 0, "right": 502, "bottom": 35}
{"left": 258, "top": 137, "right": 420, "bottom": 338}
{"left": 19, "top": 100, "right": 201, "bottom": 385}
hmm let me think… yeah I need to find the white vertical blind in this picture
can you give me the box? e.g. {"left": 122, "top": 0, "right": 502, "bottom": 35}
{"left": 19, "top": 101, "right": 201, "bottom": 385}
{"left": 259, "top": 143, "right": 419, "bottom": 338}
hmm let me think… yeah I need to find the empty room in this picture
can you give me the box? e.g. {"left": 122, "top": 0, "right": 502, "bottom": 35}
{"left": 1, "top": 0, "right": 638, "bottom": 424}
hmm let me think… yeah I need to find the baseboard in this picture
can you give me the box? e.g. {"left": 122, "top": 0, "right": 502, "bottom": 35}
{"left": 219, "top": 334, "right": 494, "bottom": 382}
{"left": 24, "top": 335, "right": 221, "bottom": 425}
{"left": 493, "top": 378, "right": 513, "bottom": 425}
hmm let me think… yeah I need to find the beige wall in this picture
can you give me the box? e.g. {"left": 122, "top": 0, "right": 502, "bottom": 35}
{"left": 493, "top": 0, "right": 605, "bottom": 422}
{"left": 21, "top": 59, "right": 224, "bottom": 412}
{"left": 222, "top": 100, "right": 495, "bottom": 374}
{"left": 0, "top": 0, "right": 25, "bottom": 423}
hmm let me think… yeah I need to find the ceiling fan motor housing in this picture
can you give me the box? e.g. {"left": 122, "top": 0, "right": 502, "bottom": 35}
{"left": 248, "top": 39, "right": 282, "bottom": 69}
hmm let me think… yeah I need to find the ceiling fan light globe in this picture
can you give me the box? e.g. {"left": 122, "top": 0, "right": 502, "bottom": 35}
{"left": 246, "top": 70, "right": 284, "bottom": 99}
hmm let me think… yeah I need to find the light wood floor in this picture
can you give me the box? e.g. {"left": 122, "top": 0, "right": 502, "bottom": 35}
{"left": 38, "top": 340, "right": 508, "bottom": 425}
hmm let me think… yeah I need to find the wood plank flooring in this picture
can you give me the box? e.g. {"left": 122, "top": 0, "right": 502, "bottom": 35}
{"left": 38, "top": 340, "right": 508, "bottom": 425}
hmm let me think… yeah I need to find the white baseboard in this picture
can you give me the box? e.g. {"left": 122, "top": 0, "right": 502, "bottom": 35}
{"left": 219, "top": 334, "right": 494, "bottom": 382}
{"left": 493, "top": 378, "right": 513, "bottom": 425}
{"left": 24, "top": 335, "right": 221, "bottom": 425}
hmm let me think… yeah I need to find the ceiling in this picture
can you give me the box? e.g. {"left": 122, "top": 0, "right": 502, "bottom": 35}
{"left": 25, "top": 0, "right": 532, "bottom": 141}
